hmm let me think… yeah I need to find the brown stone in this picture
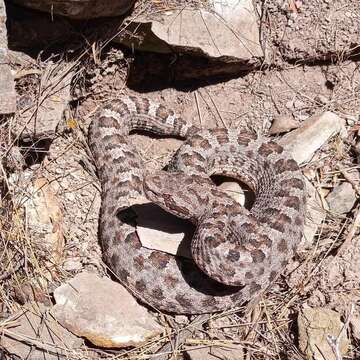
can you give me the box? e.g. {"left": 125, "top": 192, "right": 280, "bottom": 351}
{"left": 52, "top": 272, "right": 163, "bottom": 348}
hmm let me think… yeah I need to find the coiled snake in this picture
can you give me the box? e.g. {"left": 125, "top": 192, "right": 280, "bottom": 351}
{"left": 88, "top": 96, "right": 305, "bottom": 314}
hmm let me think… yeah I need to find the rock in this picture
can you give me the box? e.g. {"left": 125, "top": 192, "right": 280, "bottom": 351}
{"left": 278, "top": 111, "right": 347, "bottom": 247}
{"left": 119, "top": 0, "right": 262, "bottom": 61}
{"left": 136, "top": 201, "right": 193, "bottom": 258}
{"left": 279, "top": 111, "right": 347, "bottom": 164}
{"left": 326, "top": 182, "right": 356, "bottom": 214}
{"left": 14, "top": 62, "right": 73, "bottom": 141}
{"left": 293, "top": 113, "right": 309, "bottom": 122}
{"left": 186, "top": 347, "right": 210, "bottom": 360}
{"left": 124, "top": 192, "right": 194, "bottom": 258}
{"left": 263, "top": 101, "right": 271, "bottom": 110}
{"left": 62, "top": 257, "right": 83, "bottom": 271}
{"left": 307, "top": 289, "right": 326, "bottom": 307}
{"left": 293, "top": 99, "right": 305, "bottom": 109}
{"left": 8, "top": 48, "right": 37, "bottom": 68}
{"left": 218, "top": 181, "right": 246, "bottom": 206}
{"left": 52, "top": 272, "right": 164, "bottom": 348}
{"left": 342, "top": 113, "right": 359, "bottom": 126}
{"left": 315, "top": 94, "right": 329, "bottom": 105}
{"left": 4, "top": 146, "right": 26, "bottom": 171}
{"left": 21, "top": 177, "right": 64, "bottom": 267}
{"left": 285, "top": 100, "right": 294, "bottom": 109}
{"left": 154, "top": 0, "right": 262, "bottom": 58}
{"left": 0, "top": 0, "right": 16, "bottom": 114}
{"left": 298, "top": 307, "right": 349, "bottom": 360}
{"left": 319, "top": 228, "right": 360, "bottom": 309}
{"left": 8, "top": 171, "right": 64, "bottom": 274}
{"left": 186, "top": 346, "right": 244, "bottom": 360}
{"left": 0, "top": 303, "right": 82, "bottom": 359}
{"left": 211, "top": 347, "right": 244, "bottom": 360}
{"left": 11, "top": 0, "right": 135, "bottom": 19}
{"left": 269, "top": 115, "right": 299, "bottom": 134}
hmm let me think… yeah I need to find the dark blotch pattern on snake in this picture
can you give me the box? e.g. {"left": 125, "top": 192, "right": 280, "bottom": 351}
{"left": 88, "top": 96, "right": 305, "bottom": 314}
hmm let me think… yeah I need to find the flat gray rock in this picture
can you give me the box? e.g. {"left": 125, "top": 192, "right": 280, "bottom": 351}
{"left": 150, "top": 0, "right": 262, "bottom": 59}
{"left": 52, "top": 272, "right": 164, "bottom": 348}
{"left": 0, "top": 0, "right": 16, "bottom": 114}
{"left": 326, "top": 182, "right": 356, "bottom": 215}
{"left": 119, "top": 0, "right": 263, "bottom": 62}
{"left": 298, "top": 307, "right": 349, "bottom": 360}
{"left": 280, "top": 111, "right": 346, "bottom": 164}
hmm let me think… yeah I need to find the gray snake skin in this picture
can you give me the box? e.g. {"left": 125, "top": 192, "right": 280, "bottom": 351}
{"left": 88, "top": 96, "right": 306, "bottom": 314}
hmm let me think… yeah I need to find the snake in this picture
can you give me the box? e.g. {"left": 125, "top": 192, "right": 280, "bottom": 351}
{"left": 88, "top": 95, "right": 306, "bottom": 314}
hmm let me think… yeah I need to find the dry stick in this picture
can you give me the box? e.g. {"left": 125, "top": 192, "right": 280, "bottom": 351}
{"left": 1, "top": 327, "right": 73, "bottom": 355}
{"left": 196, "top": 90, "right": 217, "bottom": 127}
{"left": 194, "top": 91, "right": 203, "bottom": 127}
{"left": 258, "top": 0, "right": 270, "bottom": 61}
{"left": 325, "top": 165, "right": 360, "bottom": 175}
{"left": 199, "top": 11, "right": 221, "bottom": 56}
{"left": 210, "top": 318, "right": 288, "bottom": 330}
{"left": 203, "top": 88, "right": 227, "bottom": 128}
{"left": 14, "top": 69, "right": 42, "bottom": 80}
{"left": 185, "top": 338, "right": 274, "bottom": 357}
{"left": 154, "top": 314, "right": 210, "bottom": 360}
{"left": 268, "top": 86, "right": 281, "bottom": 114}
{"left": 305, "top": 217, "right": 346, "bottom": 283}
{"left": 261, "top": 302, "right": 279, "bottom": 356}
{"left": 244, "top": 304, "right": 261, "bottom": 360}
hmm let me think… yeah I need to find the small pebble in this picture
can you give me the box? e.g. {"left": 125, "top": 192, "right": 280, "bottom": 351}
{"left": 326, "top": 182, "right": 356, "bottom": 214}
{"left": 315, "top": 94, "right": 328, "bottom": 104}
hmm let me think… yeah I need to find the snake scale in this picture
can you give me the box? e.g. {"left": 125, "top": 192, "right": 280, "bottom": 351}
{"left": 88, "top": 96, "right": 306, "bottom": 314}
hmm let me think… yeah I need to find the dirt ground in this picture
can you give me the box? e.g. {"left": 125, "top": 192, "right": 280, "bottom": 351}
{"left": 0, "top": 0, "right": 359, "bottom": 359}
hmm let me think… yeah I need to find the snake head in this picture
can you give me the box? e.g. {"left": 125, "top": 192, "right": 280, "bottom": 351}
{"left": 143, "top": 171, "right": 213, "bottom": 221}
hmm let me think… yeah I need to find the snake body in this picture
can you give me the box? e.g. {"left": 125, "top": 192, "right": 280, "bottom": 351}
{"left": 88, "top": 96, "right": 305, "bottom": 314}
